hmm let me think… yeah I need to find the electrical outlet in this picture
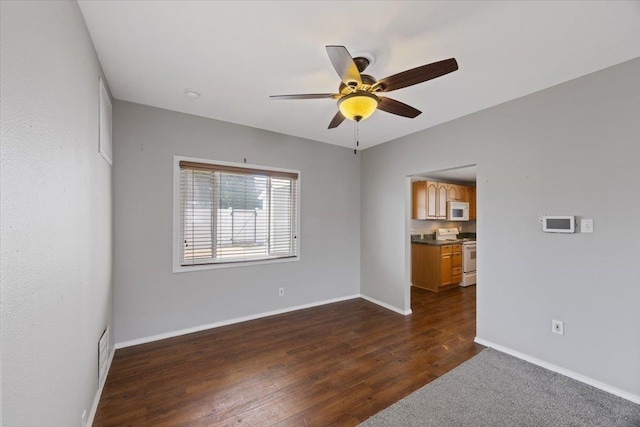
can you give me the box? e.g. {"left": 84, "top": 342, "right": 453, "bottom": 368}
{"left": 82, "top": 409, "right": 87, "bottom": 427}
{"left": 552, "top": 319, "right": 564, "bottom": 335}
{"left": 278, "top": 287, "right": 284, "bottom": 297}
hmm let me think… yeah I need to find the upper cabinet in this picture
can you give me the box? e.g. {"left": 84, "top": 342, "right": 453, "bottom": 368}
{"left": 426, "top": 181, "right": 438, "bottom": 219}
{"left": 412, "top": 181, "right": 427, "bottom": 220}
{"left": 412, "top": 180, "right": 476, "bottom": 221}
{"left": 447, "top": 184, "right": 467, "bottom": 203}
{"left": 436, "top": 182, "right": 448, "bottom": 219}
{"left": 468, "top": 186, "right": 476, "bottom": 220}
{"left": 412, "top": 181, "right": 439, "bottom": 220}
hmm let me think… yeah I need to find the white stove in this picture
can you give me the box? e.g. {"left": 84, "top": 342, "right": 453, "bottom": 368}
{"left": 461, "top": 241, "right": 476, "bottom": 287}
{"left": 435, "top": 227, "right": 460, "bottom": 241}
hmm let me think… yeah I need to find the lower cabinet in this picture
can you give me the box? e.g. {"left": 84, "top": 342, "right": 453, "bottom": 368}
{"left": 411, "top": 243, "right": 462, "bottom": 291}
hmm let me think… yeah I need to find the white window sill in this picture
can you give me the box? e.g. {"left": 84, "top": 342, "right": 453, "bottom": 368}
{"left": 172, "top": 255, "right": 300, "bottom": 273}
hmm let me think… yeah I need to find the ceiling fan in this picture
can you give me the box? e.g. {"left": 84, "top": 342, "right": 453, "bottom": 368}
{"left": 270, "top": 45, "right": 458, "bottom": 130}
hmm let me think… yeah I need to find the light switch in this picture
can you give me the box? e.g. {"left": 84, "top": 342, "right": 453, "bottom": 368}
{"left": 581, "top": 219, "right": 593, "bottom": 233}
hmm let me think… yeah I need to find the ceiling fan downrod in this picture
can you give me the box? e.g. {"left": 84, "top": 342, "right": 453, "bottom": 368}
{"left": 353, "top": 118, "right": 360, "bottom": 155}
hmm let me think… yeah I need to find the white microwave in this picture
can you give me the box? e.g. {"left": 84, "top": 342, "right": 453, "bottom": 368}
{"left": 447, "top": 201, "right": 469, "bottom": 221}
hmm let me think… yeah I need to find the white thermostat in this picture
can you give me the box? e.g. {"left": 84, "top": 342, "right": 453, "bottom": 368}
{"left": 542, "top": 215, "right": 576, "bottom": 233}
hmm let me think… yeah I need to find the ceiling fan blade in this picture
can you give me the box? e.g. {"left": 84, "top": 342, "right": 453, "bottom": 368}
{"left": 328, "top": 111, "right": 346, "bottom": 129}
{"left": 326, "top": 45, "right": 362, "bottom": 87}
{"left": 270, "top": 93, "right": 340, "bottom": 100}
{"left": 375, "top": 58, "right": 458, "bottom": 92}
{"left": 378, "top": 97, "right": 422, "bottom": 118}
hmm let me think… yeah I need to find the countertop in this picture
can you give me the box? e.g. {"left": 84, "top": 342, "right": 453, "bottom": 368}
{"left": 411, "top": 238, "right": 476, "bottom": 246}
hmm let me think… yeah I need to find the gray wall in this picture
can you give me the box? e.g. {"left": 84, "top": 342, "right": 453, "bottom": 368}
{"left": 113, "top": 101, "right": 360, "bottom": 344}
{"left": 1, "top": 1, "right": 113, "bottom": 426}
{"left": 361, "top": 58, "right": 640, "bottom": 399}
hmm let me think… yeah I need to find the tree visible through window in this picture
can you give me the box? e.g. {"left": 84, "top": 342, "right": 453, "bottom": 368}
{"left": 179, "top": 160, "right": 299, "bottom": 266}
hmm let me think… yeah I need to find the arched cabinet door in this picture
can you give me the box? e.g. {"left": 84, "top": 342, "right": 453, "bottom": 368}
{"left": 447, "top": 185, "right": 457, "bottom": 202}
{"left": 437, "top": 182, "right": 448, "bottom": 219}
{"left": 426, "top": 181, "right": 438, "bottom": 219}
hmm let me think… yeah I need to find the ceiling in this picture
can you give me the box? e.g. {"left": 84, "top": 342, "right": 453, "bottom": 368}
{"left": 414, "top": 165, "right": 477, "bottom": 184}
{"left": 78, "top": 1, "right": 640, "bottom": 150}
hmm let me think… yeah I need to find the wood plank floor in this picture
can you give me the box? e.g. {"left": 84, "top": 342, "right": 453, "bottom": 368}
{"left": 94, "top": 286, "right": 482, "bottom": 426}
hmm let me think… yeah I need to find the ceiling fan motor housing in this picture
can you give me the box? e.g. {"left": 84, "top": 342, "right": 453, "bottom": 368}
{"left": 340, "top": 74, "right": 378, "bottom": 94}
{"left": 353, "top": 56, "right": 370, "bottom": 73}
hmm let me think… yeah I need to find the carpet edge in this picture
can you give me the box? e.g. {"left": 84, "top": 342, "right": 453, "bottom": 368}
{"left": 474, "top": 337, "right": 640, "bottom": 404}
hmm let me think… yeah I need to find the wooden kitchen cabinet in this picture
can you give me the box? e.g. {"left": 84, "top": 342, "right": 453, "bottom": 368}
{"left": 411, "top": 181, "right": 427, "bottom": 220}
{"left": 440, "top": 247, "right": 452, "bottom": 285}
{"left": 460, "top": 185, "right": 470, "bottom": 203}
{"left": 459, "top": 185, "right": 468, "bottom": 202}
{"left": 411, "top": 243, "right": 428, "bottom": 287}
{"left": 426, "top": 181, "right": 438, "bottom": 219}
{"left": 468, "top": 186, "right": 476, "bottom": 220}
{"left": 437, "top": 182, "right": 448, "bottom": 219}
{"left": 411, "top": 243, "right": 463, "bottom": 291}
{"left": 412, "top": 180, "right": 476, "bottom": 221}
{"left": 412, "top": 181, "right": 439, "bottom": 220}
{"left": 447, "top": 184, "right": 467, "bottom": 202}
{"left": 451, "top": 244, "right": 463, "bottom": 283}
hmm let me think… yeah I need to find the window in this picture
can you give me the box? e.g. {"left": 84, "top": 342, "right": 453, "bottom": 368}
{"left": 175, "top": 158, "right": 299, "bottom": 269}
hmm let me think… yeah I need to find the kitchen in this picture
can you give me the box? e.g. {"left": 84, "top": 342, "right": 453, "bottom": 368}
{"left": 410, "top": 166, "right": 477, "bottom": 295}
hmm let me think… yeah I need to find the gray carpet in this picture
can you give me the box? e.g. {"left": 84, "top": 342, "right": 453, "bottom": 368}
{"left": 359, "top": 348, "right": 640, "bottom": 426}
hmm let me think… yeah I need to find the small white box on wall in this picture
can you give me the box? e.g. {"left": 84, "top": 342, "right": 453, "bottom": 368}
{"left": 99, "top": 78, "right": 112, "bottom": 165}
{"left": 541, "top": 215, "right": 575, "bottom": 233}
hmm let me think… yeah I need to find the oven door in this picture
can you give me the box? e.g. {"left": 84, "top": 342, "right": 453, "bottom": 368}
{"left": 463, "top": 243, "right": 476, "bottom": 273}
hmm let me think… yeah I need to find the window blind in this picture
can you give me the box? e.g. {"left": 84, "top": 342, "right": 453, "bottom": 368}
{"left": 180, "top": 161, "right": 298, "bottom": 266}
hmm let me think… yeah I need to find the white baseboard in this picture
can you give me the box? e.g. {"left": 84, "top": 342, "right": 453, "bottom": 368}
{"left": 359, "top": 294, "right": 412, "bottom": 316}
{"left": 474, "top": 337, "right": 640, "bottom": 404}
{"left": 87, "top": 346, "right": 115, "bottom": 426}
{"left": 115, "top": 294, "right": 361, "bottom": 349}
{"left": 115, "top": 293, "right": 411, "bottom": 350}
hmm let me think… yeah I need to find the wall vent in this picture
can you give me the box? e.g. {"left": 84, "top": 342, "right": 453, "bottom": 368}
{"left": 98, "top": 327, "right": 110, "bottom": 386}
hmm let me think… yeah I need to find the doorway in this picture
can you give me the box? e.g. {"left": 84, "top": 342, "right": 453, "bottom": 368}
{"left": 406, "top": 164, "right": 477, "bottom": 313}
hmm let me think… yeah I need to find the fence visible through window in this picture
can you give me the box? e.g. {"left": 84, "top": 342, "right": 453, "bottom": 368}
{"left": 179, "top": 160, "right": 298, "bottom": 266}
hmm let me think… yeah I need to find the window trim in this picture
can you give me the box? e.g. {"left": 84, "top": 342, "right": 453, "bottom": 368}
{"left": 173, "top": 155, "right": 301, "bottom": 273}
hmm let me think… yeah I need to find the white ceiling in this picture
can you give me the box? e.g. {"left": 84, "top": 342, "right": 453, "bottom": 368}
{"left": 414, "top": 165, "right": 478, "bottom": 184}
{"left": 78, "top": 1, "right": 640, "bottom": 150}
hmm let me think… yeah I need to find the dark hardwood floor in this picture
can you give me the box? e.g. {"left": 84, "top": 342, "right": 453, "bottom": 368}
{"left": 94, "top": 286, "right": 482, "bottom": 426}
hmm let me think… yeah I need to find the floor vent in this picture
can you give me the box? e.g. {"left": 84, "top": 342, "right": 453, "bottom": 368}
{"left": 98, "top": 327, "right": 110, "bottom": 386}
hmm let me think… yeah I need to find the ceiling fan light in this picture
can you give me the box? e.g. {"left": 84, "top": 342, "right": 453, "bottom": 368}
{"left": 338, "top": 92, "right": 379, "bottom": 121}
